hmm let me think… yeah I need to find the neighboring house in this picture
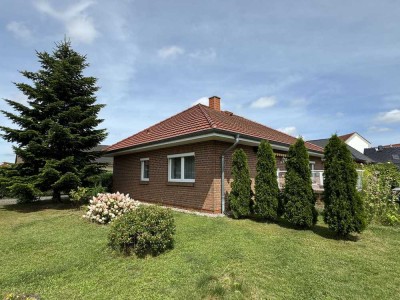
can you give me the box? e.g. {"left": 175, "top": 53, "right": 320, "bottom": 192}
{"left": 106, "top": 96, "right": 324, "bottom": 214}
{"left": 337, "top": 132, "right": 371, "bottom": 153}
{"left": 364, "top": 144, "right": 400, "bottom": 169}
{"left": 14, "top": 145, "right": 114, "bottom": 171}
{"left": 307, "top": 137, "right": 374, "bottom": 164}
{"left": 91, "top": 145, "right": 114, "bottom": 172}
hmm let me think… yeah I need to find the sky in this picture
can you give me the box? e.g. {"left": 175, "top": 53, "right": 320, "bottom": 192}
{"left": 1, "top": 0, "right": 400, "bottom": 162}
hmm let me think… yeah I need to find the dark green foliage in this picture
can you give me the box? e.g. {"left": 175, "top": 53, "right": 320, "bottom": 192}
{"left": 228, "top": 148, "right": 252, "bottom": 218}
{"left": 88, "top": 172, "right": 113, "bottom": 192}
{"left": 283, "top": 138, "right": 317, "bottom": 228}
{"left": 0, "top": 40, "right": 106, "bottom": 201}
{"left": 9, "top": 183, "right": 40, "bottom": 203}
{"left": 324, "top": 135, "right": 367, "bottom": 235}
{"left": 108, "top": 205, "right": 175, "bottom": 257}
{"left": 254, "top": 140, "right": 279, "bottom": 220}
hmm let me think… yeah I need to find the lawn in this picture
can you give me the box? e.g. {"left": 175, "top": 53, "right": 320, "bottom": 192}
{"left": 0, "top": 202, "right": 399, "bottom": 299}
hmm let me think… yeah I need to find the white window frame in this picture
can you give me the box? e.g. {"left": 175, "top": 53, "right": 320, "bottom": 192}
{"left": 140, "top": 158, "right": 149, "bottom": 181}
{"left": 309, "top": 161, "right": 315, "bottom": 171}
{"left": 167, "top": 152, "right": 195, "bottom": 183}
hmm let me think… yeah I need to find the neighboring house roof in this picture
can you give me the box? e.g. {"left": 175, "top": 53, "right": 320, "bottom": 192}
{"left": 307, "top": 138, "right": 375, "bottom": 163}
{"left": 107, "top": 103, "right": 324, "bottom": 154}
{"left": 384, "top": 143, "right": 400, "bottom": 148}
{"left": 338, "top": 132, "right": 371, "bottom": 145}
{"left": 91, "top": 145, "right": 114, "bottom": 166}
{"left": 364, "top": 146, "right": 400, "bottom": 169}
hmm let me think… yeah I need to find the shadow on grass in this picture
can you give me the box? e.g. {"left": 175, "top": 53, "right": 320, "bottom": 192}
{"left": 245, "top": 215, "right": 360, "bottom": 242}
{"left": 0, "top": 199, "right": 74, "bottom": 213}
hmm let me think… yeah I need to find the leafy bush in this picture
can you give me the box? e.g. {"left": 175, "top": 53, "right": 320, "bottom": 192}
{"left": 323, "top": 135, "right": 367, "bottom": 235}
{"left": 83, "top": 192, "right": 139, "bottom": 224}
{"left": 99, "top": 172, "right": 113, "bottom": 192}
{"left": 228, "top": 148, "right": 252, "bottom": 218}
{"left": 282, "top": 138, "right": 317, "bottom": 228}
{"left": 108, "top": 205, "right": 175, "bottom": 257}
{"left": 69, "top": 187, "right": 89, "bottom": 206}
{"left": 362, "top": 163, "right": 400, "bottom": 226}
{"left": 254, "top": 140, "right": 279, "bottom": 220}
{"left": 9, "top": 183, "right": 40, "bottom": 203}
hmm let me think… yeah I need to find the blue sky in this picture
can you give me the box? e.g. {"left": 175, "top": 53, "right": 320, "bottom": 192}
{"left": 1, "top": 0, "right": 400, "bottom": 162}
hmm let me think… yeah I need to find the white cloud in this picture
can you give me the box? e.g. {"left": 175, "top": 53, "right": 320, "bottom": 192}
{"left": 35, "top": 0, "right": 98, "bottom": 44}
{"left": 191, "top": 97, "right": 209, "bottom": 106}
{"left": 189, "top": 48, "right": 216, "bottom": 61}
{"left": 368, "top": 126, "right": 392, "bottom": 133}
{"left": 278, "top": 126, "right": 298, "bottom": 137}
{"left": 6, "top": 21, "right": 32, "bottom": 40}
{"left": 158, "top": 46, "right": 185, "bottom": 59}
{"left": 376, "top": 109, "right": 400, "bottom": 123}
{"left": 250, "top": 96, "right": 277, "bottom": 108}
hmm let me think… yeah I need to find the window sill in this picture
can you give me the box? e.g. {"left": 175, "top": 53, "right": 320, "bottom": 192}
{"left": 140, "top": 181, "right": 149, "bottom": 185}
{"left": 167, "top": 181, "right": 195, "bottom": 187}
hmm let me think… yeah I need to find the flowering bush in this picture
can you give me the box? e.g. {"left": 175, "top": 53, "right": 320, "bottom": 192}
{"left": 83, "top": 192, "right": 139, "bottom": 224}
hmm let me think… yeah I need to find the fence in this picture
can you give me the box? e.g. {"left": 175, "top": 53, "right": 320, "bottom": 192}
{"left": 277, "top": 169, "right": 363, "bottom": 190}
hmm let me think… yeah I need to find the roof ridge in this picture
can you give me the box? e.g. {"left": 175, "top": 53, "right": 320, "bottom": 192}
{"left": 198, "top": 104, "right": 216, "bottom": 128}
{"left": 106, "top": 104, "right": 203, "bottom": 151}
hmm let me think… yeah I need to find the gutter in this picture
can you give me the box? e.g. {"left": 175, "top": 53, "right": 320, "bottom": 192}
{"left": 221, "top": 134, "right": 240, "bottom": 214}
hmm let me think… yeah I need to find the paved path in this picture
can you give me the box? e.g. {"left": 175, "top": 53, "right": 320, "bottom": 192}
{"left": 0, "top": 195, "right": 69, "bottom": 205}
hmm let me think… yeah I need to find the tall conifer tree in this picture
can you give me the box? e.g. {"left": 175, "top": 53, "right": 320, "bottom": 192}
{"left": 283, "top": 138, "right": 317, "bottom": 228}
{"left": 323, "top": 134, "right": 366, "bottom": 235}
{"left": 254, "top": 140, "right": 279, "bottom": 220}
{"left": 0, "top": 40, "right": 106, "bottom": 201}
{"left": 229, "top": 148, "right": 252, "bottom": 218}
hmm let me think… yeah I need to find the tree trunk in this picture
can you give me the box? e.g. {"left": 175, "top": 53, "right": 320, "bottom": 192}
{"left": 52, "top": 189, "right": 61, "bottom": 202}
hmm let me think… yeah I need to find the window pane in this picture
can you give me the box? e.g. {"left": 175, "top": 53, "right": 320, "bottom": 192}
{"left": 171, "top": 157, "right": 181, "bottom": 179}
{"left": 184, "top": 156, "right": 195, "bottom": 179}
{"left": 143, "top": 160, "right": 149, "bottom": 179}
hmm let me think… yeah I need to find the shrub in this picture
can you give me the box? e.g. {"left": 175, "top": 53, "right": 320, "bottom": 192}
{"left": 283, "top": 138, "right": 317, "bottom": 228}
{"left": 9, "top": 183, "right": 40, "bottom": 203}
{"left": 69, "top": 187, "right": 89, "bottom": 206}
{"left": 362, "top": 163, "right": 400, "bottom": 226}
{"left": 228, "top": 148, "right": 252, "bottom": 218}
{"left": 323, "top": 135, "right": 367, "bottom": 235}
{"left": 254, "top": 140, "right": 279, "bottom": 220}
{"left": 83, "top": 192, "right": 139, "bottom": 224}
{"left": 108, "top": 205, "right": 175, "bottom": 257}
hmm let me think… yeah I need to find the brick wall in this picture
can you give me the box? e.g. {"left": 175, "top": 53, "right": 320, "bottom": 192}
{"left": 113, "top": 140, "right": 324, "bottom": 214}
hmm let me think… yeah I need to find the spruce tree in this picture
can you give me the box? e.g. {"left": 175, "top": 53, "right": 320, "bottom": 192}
{"left": 0, "top": 40, "right": 107, "bottom": 202}
{"left": 283, "top": 138, "right": 317, "bottom": 228}
{"left": 323, "top": 134, "right": 366, "bottom": 236}
{"left": 254, "top": 140, "right": 279, "bottom": 220}
{"left": 228, "top": 148, "right": 252, "bottom": 218}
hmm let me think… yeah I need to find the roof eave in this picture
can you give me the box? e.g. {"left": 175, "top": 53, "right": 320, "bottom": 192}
{"left": 105, "top": 129, "right": 324, "bottom": 157}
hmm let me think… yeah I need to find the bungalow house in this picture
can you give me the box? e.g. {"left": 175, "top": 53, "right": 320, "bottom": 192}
{"left": 106, "top": 96, "right": 324, "bottom": 214}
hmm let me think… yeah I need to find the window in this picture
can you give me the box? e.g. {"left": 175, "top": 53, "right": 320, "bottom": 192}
{"left": 168, "top": 152, "right": 195, "bottom": 182}
{"left": 309, "top": 161, "right": 315, "bottom": 171}
{"left": 140, "top": 158, "right": 149, "bottom": 181}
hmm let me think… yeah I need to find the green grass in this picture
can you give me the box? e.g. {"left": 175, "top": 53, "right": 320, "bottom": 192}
{"left": 1, "top": 201, "right": 399, "bottom": 299}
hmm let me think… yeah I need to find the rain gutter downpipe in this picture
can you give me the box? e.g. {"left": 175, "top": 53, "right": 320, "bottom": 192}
{"left": 221, "top": 134, "right": 240, "bottom": 214}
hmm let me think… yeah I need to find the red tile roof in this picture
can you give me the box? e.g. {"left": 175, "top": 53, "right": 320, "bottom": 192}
{"left": 339, "top": 132, "right": 355, "bottom": 141}
{"left": 384, "top": 143, "right": 400, "bottom": 148}
{"left": 107, "top": 104, "right": 323, "bottom": 153}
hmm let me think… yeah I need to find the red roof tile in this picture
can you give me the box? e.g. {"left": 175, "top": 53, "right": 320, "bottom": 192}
{"left": 107, "top": 104, "right": 324, "bottom": 153}
{"left": 339, "top": 132, "right": 355, "bottom": 141}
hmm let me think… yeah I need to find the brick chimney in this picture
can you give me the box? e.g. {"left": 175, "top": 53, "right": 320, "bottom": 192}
{"left": 209, "top": 96, "right": 221, "bottom": 111}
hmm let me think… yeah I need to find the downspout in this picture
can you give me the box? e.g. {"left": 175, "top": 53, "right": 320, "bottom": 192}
{"left": 221, "top": 134, "right": 240, "bottom": 214}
